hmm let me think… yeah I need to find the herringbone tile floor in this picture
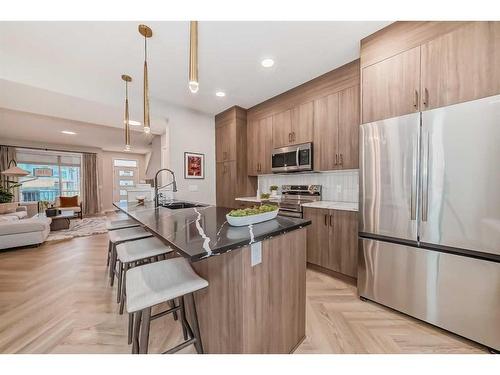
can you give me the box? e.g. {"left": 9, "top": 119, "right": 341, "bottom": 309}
{"left": 0, "top": 232, "right": 486, "bottom": 354}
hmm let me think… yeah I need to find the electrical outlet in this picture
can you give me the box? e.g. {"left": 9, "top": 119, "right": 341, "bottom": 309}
{"left": 188, "top": 185, "right": 198, "bottom": 192}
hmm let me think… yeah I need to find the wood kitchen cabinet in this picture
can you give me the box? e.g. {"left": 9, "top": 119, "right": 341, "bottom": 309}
{"left": 216, "top": 161, "right": 236, "bottom": 208}
{"left": 247, "top": 116, "right": 273, "bottom": 175}
{"left": 361, "top": 22, "right": 500, "bottom": 123}
{"left": 304, "top": 207, "right": 358, "bottom": 278}
{"left": 313, "top": 85, "right": 359, "bottom": 171}
{"left": 272, "top": 102, "right": 314, "bottom": 148}
{"left": 361, "top": 46, "right": 421, "bottom": 124}
{"left": 215, "top": 107, "right": 257, "bottom": 208}
{"left": 215, "top": 121, "right": 236, "bottom": 162}
{"left": 420, "top": 22, "right": 500, "bottom": 110}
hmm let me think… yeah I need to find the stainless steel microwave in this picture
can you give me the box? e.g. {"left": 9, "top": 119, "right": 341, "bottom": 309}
{"left": 271, "top": 142, "right": 313, "bottom": 173}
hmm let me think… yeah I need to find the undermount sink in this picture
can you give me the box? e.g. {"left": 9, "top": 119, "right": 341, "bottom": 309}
{"left": 161, "top": 202, "right": 207, "bottom": 210}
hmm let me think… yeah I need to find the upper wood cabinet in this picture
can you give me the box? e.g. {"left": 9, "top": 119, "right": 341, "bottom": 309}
{"left": 361, "top": 22, "right": 500, "bottom": 123}
{"left": 313, "top": 86, "right": 359, "bottom": 171}
{"left": 338, "top": 85, "right": 360, "bottom": 169}
{"left": 304, "top": 207, "right": 358, "bottom": 278}
{"left": 272, "top": 109, "right": 292, "bottom": 148}
{"left": 215, "top": 121, "right": 236, "bottom": 162}
{"left": 272, "top": 102, "right": 314, "bottom": 148}
{"left": 361, "top": 46, "right": 421, "bottom": 124}
{"left": 314, "top": 92, "right": 339, "bottom": 171}
{"left": 247, "top": 116, "right": 273, "bottom": 175}
{"left": 291, "top": 101, "right": 314, "bottom": 145}
{"left": 420, "top": 22, "right": 500, "bottom": 110}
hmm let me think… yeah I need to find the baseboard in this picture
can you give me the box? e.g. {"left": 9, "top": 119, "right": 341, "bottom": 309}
{"left": 306, "top": 262, "right": 357, "bottom": 286}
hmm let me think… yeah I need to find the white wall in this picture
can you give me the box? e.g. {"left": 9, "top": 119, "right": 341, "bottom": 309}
{"left": 159, "top": 104, "right": 216, "bottom": 205}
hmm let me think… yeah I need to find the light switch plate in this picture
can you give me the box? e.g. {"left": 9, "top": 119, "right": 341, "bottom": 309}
{"left": 251, "top": 241, "right": 262, "bottom": 266}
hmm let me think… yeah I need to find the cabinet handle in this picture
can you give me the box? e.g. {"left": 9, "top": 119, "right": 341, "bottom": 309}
{"left": 414, "top": 90, "right": 418, "bottom": 109}
{"left": 324, "top": 214, "right": 328, "bottom": 226}
{"left": 292, "top": 132, "right": 296, "bottom": 142}
{"left": 339, "top": 153, "right": 343, "bottom": 166}
{"left": 334, "top": 154, "right": 338, "bottom": 165}
{"left": 423, "top": 87, "right": 429, "bottom": 107}
{"left": 288, "top": 133, "right": 292, "bottom": 143}
{"left": 329, "top": 215, "right": 333, "bottom": 227}
{"left": 223, "top": 151, "right": 227, "bottom": 160}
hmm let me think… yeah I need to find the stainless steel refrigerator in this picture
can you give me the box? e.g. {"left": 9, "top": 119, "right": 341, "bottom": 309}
{"left": 358, "top": 94, "right": 500, "bottom": 351}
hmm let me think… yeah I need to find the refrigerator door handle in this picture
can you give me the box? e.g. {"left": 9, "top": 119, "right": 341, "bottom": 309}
{"left": 421, "top": 131, "right": 430, "bottom": 222}
{"left": 410, "top": 136, "right": 418, "bottom": 220}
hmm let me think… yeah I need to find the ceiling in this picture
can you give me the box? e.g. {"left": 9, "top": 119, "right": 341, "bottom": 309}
{"left": 0, "top": 21, "right": 391, "bottom": 120}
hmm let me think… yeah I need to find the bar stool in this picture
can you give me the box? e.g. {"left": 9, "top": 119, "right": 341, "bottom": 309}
{"left": 126, "top": 258, "right": 208, "bottom": 354}
{"left": 115, "top": 236, "right": 173, "bottom": 313}
{"left": 108, "top": 227, "right": 153, "bottom": 286}
{"left": 105, "top": 219, "right": 141, "bottom": 266}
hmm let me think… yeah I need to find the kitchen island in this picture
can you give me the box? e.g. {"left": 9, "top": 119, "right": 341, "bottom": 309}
{"left": 114, "top": 200, "right": 311, "bottom": 353}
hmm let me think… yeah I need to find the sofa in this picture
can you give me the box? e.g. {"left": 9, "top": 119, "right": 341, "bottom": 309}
{"left": 0, "top": 206, "right": 52, "bottom": 250}
{"left": 54, "top": 196, "right": 83, "bottom": 219}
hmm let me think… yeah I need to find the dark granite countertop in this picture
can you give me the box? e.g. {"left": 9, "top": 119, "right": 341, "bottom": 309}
{"left": 113, "top": 200, "right": 311, "bottom": 261}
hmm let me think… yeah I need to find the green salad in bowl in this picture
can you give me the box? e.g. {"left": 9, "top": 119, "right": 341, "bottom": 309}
{"left": 228, "top": 204, "right": 278, "bottom": 217}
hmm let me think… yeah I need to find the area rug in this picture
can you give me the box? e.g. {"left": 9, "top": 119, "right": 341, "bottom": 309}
{"left": 46, "top": 217, "right": 108, "bottom": 241}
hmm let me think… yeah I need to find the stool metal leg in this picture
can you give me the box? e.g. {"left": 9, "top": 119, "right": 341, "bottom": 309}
{"left": 132, "top": 310, "right": 142, "bottom": 354}
{"left": 188, "top": 293, "right": 204, "bottom": 354}
{"left": 139, "top": 307, "right": 152, "bottom": 354}
{"left": 169, "top": 299, "right": 178, "bottom": 321}
{"left": 119, "top": 262, "right": 130, "bottom": 315}
{"left": 116, "top": 260, "right": 123, "bottom": 303}
{"left": 109, "top": 244, "right": 117, "bottom": 287}
{"left": 128, "top": 313, "right": 133, "bottom": 345}
{"left": 106, "top": 241, "right": 112, "bottom": 267}
{"left": 179, "top": 296, "right": 189, "bottom": 341}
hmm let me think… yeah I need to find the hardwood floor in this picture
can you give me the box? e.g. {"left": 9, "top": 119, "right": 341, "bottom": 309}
{"left": 0, "top": 232, "right": 486, "bottom": 354}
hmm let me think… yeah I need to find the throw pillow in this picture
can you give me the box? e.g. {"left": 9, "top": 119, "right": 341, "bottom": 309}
{"left": 59, "top": 196, "right": 79, "bottom": 208}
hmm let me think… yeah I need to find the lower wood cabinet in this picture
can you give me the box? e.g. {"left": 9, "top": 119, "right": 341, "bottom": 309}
{"left": 303, "top": 207, "right": 358, "bottom": 278}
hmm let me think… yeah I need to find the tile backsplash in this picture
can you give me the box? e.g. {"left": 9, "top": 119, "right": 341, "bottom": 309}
{"left": 257, "top": 169, "right": 359, "bottom": 203}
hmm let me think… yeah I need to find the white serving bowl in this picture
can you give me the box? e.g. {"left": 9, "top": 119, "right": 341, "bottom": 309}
{"left": 226, "top": 209, "right": 279, "bottom": 227}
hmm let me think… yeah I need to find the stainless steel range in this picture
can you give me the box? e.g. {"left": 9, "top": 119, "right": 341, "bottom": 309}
{"left": 278, "top": 185, "right": 322, "bottom": 218}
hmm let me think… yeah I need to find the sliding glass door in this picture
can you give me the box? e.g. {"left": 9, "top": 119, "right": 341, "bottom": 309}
{"left": 17, "top": 149, "right": 81, "bottom": 203}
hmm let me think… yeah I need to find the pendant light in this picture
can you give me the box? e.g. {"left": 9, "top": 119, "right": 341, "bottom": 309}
{"left": 188, "top": 21, "right": 199, "bottom": 93}
{"left": 122, "top": 74, "right": 132, "bottom": 151}
{"left": 138, "top": 24, "right": 153, "bottom": 134}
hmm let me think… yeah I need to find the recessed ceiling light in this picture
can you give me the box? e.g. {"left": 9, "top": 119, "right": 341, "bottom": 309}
{"left": 61, "top": 130, "right": 76, "bottom": 135}
{"left": 261, "top": 58, "right": 274, "bottom": 68}
{"left": 215, "top": 91, "right": 226, "bottom": 97}
{"left": 125, "top": 120, "right": 142, "bottom": 126}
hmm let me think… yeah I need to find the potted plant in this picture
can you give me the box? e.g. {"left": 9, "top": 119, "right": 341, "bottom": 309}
{"left": 270, "top": 185, "right": 279, "bottom": 197}
{"left": 0, "top": 185, "right": 17, "bottom": 214}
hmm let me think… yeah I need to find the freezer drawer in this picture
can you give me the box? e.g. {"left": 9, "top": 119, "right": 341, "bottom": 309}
{"left": 420, "top": 94, "right": 500, "bottom": 256}
{"left": 359, "top": 113, "right": 420, "bottom": 243}
{"left": 358, "top": 238, "right": 500, "bottom": 350}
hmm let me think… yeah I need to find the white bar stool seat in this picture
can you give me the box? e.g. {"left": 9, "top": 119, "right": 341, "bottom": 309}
{"left": 108, "top": 227, "right": 153, "bottom": 286}
{"left": 106, "top": 218, "right": 140, "bottom": 231}
{"left": 127, "top": 258, "right": 208, "bottom": 354}
{"left": 115, "top": 237, "right": 173, "bottom": 317}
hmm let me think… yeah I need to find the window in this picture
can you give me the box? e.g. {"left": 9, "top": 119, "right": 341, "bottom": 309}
{"left": 119, "top": 189, "right": 127, "bottom": 196}
{"left": 17, "top": 149, "right": 82, "bottom": 203}
{"left": 114, "top": 159, "right": 137, "bottom": 168}
{"left": 119, "top": 170, "right": 134, "bottom": 177}
{"left": 119, "top": 180, "right": 134, "bottom": 186}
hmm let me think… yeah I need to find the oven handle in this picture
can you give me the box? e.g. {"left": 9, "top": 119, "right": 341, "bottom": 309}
{"left": 296, "top": 147, "right": 300, "bottom": 167}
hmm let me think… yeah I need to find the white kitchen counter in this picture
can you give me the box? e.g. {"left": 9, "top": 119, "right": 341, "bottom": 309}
{"left": 235, "top": 196, "right": 282, "bottom": 203}
{"left": 301, "top": 201, "right": 358, "bottom": 212}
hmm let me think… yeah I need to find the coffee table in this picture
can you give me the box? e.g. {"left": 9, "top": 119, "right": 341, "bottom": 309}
{"left": 48, "top": 210, "right": 77, "bottom": 231}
